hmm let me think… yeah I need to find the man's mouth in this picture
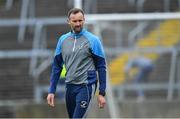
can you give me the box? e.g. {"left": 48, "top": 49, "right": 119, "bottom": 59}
{"left": 75, "top": 27, "right": 81, "bottom": 31}
{"left": 75, "top": 26, "right": 80, "bottom": 29}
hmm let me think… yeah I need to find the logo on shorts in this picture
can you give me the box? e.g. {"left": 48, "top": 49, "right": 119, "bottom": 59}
{"left": 80, "top": 101, "right": 88, "bottom": 108}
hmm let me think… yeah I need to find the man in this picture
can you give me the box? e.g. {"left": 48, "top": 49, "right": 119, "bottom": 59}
{"left": 125, "top": 56, "right": 154, "bottom": 101}
{"left": 47, "top": 8, "right": 106, "bottom": 118}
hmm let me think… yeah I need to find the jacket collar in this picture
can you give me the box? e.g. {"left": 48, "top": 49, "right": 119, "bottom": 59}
{"left": 71, "top": 28, "right": 85, "bottom": 37}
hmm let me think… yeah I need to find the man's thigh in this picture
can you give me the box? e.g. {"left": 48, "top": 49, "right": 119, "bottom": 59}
{"left": 73, "top": 84, "right": 96, "bottom": 118}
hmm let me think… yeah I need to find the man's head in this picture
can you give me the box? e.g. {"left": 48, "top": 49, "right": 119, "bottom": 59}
{"left": 67, "top": 8, "right": 85, "bottom": 33}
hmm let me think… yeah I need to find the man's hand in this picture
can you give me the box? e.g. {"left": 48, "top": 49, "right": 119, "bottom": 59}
{"left": 97, "top": 95, "right": 106, "bottom": 108}
{"left": 47, "top": 93, "right": 55, "bottom": 107}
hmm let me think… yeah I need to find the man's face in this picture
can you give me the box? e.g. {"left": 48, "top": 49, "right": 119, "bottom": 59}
{"left": 68, "top": 12, "right": 85, "bottom": 33}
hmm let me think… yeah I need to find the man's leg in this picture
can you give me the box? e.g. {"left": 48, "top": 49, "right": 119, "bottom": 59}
{"left": 73, "top": 83, "right": 96, "bottom": 118}
{"left": 65, "top": 85, "right": 76, "bottom": 118}
{"left": 134, "top": 70, "right": 145, "bottom": 98}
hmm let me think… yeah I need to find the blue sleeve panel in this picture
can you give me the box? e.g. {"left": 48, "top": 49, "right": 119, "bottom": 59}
{"left": 84, "top": 31, "right": 106, "bottom": 96}
{"left": 49, "top": 33, "right": 70, "bottom": 93}
{"left": 49, "top": 54, "right": 63, "bottom": 93}
{"left": 92, "top": 54, "right": 106, "bottom": 95}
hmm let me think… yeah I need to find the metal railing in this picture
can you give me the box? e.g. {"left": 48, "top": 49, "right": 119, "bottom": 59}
{"left": 128, "top": 21, "right": 149, "bottom": 46}
{"left": 110, "top": 47, "right": 180, "bottom": 101}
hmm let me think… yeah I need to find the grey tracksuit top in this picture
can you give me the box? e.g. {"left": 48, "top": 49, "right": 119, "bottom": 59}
{"left": 49, "top": 28, "right": 107, "bottom": 96}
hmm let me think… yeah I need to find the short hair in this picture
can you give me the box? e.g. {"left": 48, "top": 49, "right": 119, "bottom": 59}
{"left": 67, "top": 8, "right": 84, "bottom": 18}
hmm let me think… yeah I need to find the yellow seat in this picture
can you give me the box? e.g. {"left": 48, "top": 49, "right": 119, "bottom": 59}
{"left": 109, "top": 19, "right": 180, "bottom": 85}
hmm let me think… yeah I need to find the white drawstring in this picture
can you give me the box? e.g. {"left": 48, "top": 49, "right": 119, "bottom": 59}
{"left": 72, "top": 35, "right": 76, "bottom": 52}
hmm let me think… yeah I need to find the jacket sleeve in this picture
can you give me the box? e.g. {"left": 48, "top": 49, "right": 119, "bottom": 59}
{"left": 49, "top": 38, "right": 64, "bottom": 94}
{"left": 91, "top": 38, "right": 107, "bottom": 96}
{"left": 49, "top": 54, "right": 63, "bottom": 93}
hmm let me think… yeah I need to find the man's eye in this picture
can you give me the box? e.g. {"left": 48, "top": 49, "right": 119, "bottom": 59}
{"left": 72, "top": 20, "right": 82, "bottom": 23}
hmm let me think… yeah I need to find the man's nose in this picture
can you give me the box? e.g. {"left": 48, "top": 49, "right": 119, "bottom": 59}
{"left": 76, "top": 22, "right": 80, "bottom": 26}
